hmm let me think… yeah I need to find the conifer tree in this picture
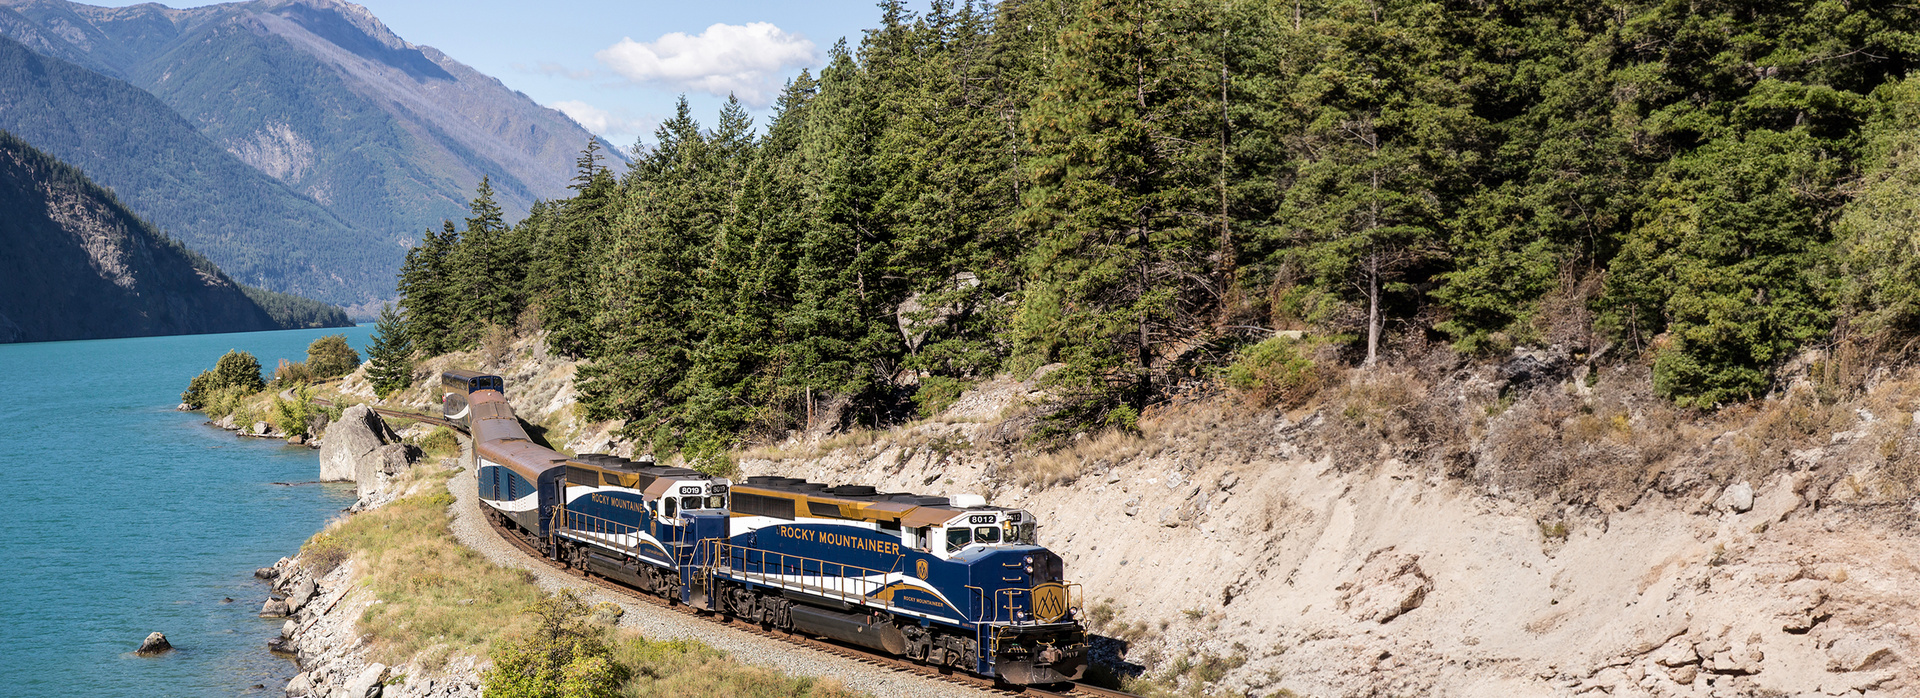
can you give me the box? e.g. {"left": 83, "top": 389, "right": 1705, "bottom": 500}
{"left": 541, "top": 140, "right": 618, "bottom": 357}
{"left": 398, "top": 222, "right": 460, "bottom": 356}
{"left": 1013, "top": 0, "right": 1219, "bottom": 420}
{"left": 365, "top": 303, "right": 414, "bottom": 399}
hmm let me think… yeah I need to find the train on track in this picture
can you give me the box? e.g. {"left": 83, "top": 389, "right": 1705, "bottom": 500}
{"left": 444, "top": 369, "right": 1090, "bottom": 685}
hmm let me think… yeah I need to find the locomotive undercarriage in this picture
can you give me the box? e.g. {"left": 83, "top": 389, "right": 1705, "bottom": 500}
{"left": 709, "top": 580, "right": 984, "bottom": 672}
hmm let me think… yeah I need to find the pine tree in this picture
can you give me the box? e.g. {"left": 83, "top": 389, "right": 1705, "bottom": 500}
{"left": 541, "top": 140, "right": 619, "bottom": 357}
{"left": 1013, "top": 0, "right": 1220, "bottom": 423}
{"left": 366, "top": 303, "right": 415, "bottom": 399}
{"left": 398, "top": 222, "right": 460, "bottom": 356}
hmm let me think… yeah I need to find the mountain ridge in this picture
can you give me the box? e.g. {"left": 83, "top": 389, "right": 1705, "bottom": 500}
{"left": 0, "top": 31, "right": 384, "bottom": 305}
{"left": 0, "top": 0, "right": 626, "bottom": 304}
{"left": 0, "top": 128, "right": 283, "bottom": 343}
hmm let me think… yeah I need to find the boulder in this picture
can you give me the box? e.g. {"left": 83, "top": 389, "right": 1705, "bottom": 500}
{"left": 254, "top": 566, "right": 278, "bottom": 580}
{"left": 285, "top": 672, "right": 314, "bottom": 697}
{"left": 286, "top": 579, "right": 316, "bottom": 614}
{"left": 251, "top": 421, "right": 269, "bottom": 436}
{"left": 134, "top": 632, "right": 172, "bottom": 655}
{"left": 359, "top": 443, "right": 422, "bottom": 499}
{"left": 1337, "top": 547, "right": 1433, "bottom": 623}
{"left": 1720, "top": 482, "right": 1755, "bottom": 513}
{"left": 319, "top": 405, "right": 399, "bottom": 482}
{"left": 287, "top": 434, "right": 305, "bottom": 446}
{"left": 282, "top": 620, "right": 296, "bottom": 638}
{"left": 260, "top": 598, "right": 289, "bottom": 618}
{"left": 342, "top": 663, "right": 387, "bottom": 698}
{"left": 217, "top": 414, "right": 237, "bottom": 430}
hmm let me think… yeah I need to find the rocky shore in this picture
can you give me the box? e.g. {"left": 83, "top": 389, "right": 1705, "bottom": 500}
{"left": 247, "top": 404, "right": 467, "bottom": 698}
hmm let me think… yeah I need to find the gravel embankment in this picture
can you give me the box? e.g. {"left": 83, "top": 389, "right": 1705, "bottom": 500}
{"left": 443, "top": 462, "right": 990, "bottom": 698}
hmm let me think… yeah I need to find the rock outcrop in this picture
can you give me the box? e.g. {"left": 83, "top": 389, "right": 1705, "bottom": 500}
{"left": 318, "top": 404, "right": 420, "bottom": 503}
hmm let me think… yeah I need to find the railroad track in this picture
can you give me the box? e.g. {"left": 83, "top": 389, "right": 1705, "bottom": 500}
{"left": 475, "top": 484, "right": 1136, "bottom": 698}
{"left": 299, "top": 390, "right": 463, "bottom": 432}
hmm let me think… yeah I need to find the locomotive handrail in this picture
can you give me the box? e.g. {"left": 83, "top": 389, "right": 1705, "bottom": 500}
{"left": 560, "top": 506, "right": 652, "bottom": 558}
{"left": 708, "top": 540, "right": 904, "bottom": 614}
{"left": 988, "top": 582, "right": 1083, "bottom": 627}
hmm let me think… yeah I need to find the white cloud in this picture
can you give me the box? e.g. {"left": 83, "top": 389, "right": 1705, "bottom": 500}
{"left": 595, "top": 22, "right": 816, "bottom": 107}
{"left": 550, "top": 100, "right": 652, "bottom": 143}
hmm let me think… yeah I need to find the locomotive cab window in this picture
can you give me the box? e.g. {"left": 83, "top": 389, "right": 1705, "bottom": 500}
{"left": 946, "top": 526, "right": 971, "bottom": 553}
{"left": 974, "top": 526, "right": 1000, "bottom": 545}
{"left": 680, "top": 496, "right": 701, "bottom": 512}
{"left": 706, "top": 494, "right": 726, "bottom": 510}
{"left": 663, "top": 498, "right": 678, "bottom": 518}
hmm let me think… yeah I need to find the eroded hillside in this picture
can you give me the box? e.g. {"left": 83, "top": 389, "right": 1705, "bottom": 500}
{"left": 353, "top": 331, "right": 1916, "bottom": 697}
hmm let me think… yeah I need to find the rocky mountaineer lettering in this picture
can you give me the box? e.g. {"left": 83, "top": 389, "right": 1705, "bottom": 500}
{"left": 589, "top": 493, "right": 647, "bottom": 513}
{"left": 777, "top": 527, "right": 900, "bottom": 555}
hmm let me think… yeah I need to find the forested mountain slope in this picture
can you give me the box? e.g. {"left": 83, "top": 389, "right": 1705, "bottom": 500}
{"left": 0, "top": 33, "right": 380, "bottom": 305}
{"left": 0, "top": 130, "right": 280, "bottom": 343}
{"left": 0, "top": 0, "right": 624, "bottom": 290}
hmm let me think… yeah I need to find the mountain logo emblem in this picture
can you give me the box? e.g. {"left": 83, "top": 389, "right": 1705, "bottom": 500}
{"left": 915, "top": 559, "right": 929, "bottom": 580}
{"left": 1032, "top": 583, "right": 1069, "bottom": 623}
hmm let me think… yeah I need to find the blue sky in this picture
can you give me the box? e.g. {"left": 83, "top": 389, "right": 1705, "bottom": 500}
{"left": 94, "top": 0, "right": 889, "bottom": 151}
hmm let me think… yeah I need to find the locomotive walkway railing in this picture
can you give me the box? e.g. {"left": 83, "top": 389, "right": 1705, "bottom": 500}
{"left": 705, "top": 540, "right": 913, "bottom": 616}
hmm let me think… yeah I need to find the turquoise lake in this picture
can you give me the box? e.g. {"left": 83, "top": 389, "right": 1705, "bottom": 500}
{"left": 0, "top": 326, "right": 374, "bottom": 697}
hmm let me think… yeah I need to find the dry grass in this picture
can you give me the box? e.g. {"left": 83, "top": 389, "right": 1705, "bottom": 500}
{"left": 608, "top": 635, "right": 864, "bottom": 698}
{"left": 1006, "top": 429, "right": 1149, "bottom": 488}
{"left": 300, "top": 467, "right": 544, "bottom": 666}
{"left": 1318, "top": 369, "right": 1464, "bottom": 469}
{"left": 1475, "top": 370, "right": 1691, "bottom": 504}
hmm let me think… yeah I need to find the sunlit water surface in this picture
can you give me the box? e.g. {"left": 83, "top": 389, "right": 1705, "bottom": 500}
{"left": 0, "top": 326, "right": 373, "bottom": 697}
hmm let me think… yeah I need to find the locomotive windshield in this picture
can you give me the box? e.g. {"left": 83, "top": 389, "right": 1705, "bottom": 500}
{"left": 947, "top": 527, "right": 971, "bottom": 552}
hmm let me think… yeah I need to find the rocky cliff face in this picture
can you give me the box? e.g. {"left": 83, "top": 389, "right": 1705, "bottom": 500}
{"left": 738, "top": 375, "right": 1919, "bottom": 698}
{"left": 0, "top": 130, "right": 277, "bottom": 342}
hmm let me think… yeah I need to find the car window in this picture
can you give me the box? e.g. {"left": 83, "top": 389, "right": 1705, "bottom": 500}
{"left": 707, "top": 495, "right": 726, "bottom": 509}
{"left": 682, "top": 496, "right": 701, "bottom": 511}
{"left": 975, "top": 526, "right": 1000, "bottom": 544}
{"left": 947, "top": 527, "right": 971, "bottom": 552}
{"left": 664, "top": 498, "right": 678, "bottom": 518}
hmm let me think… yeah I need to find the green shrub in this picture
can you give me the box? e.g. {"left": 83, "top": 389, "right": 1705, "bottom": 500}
{"left": 484, "top": 591, "right": 629, "bottom": 698}
{"left": 1223, "top": 337, "right": 1322, "bottom": 408}
{"left": 182, "top": 349, "right": 266, "bottom": 409}
{"left": 272, "top": 386, "right": 316, "bottom": 437}
{"left": 181, "top": 371, "right": 215, "bottom": 409}
{"left": 306, "top": 334, "right": 361, "bottom": 379}
{"left": 213, "top": 350, "right": 266, "bottom": 393}
{"left": 416, "top": 426, "right": 460, "bottom": 460}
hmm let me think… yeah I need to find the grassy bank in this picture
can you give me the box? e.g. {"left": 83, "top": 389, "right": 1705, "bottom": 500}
{"left": 299, "top": 465, "right": 864, "bottom": 697}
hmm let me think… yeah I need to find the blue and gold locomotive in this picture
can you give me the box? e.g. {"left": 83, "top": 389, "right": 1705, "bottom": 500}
{"left": 445, "top": 371, "right": 1087, "bottom": 685}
